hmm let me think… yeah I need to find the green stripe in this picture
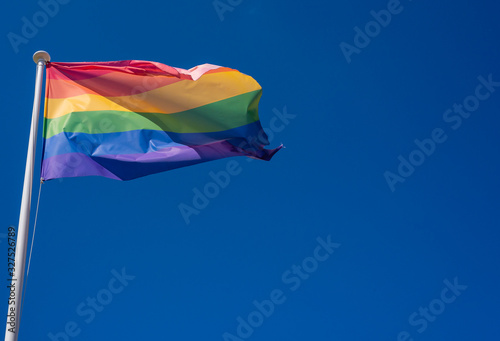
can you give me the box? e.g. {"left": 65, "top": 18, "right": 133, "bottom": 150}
{"left": 43, "top": 90, "right": 261, "bottom": 138}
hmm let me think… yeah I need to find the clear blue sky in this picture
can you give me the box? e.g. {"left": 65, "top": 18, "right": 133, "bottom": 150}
{"left": 1, "top": 0, "right": 500, "bottom": 340}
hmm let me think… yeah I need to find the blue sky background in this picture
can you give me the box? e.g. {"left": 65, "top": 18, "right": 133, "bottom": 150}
{"left": 1, "top": 0, "right": 500, "bottom": 340}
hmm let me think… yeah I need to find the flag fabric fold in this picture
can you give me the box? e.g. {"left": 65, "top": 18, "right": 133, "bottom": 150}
{"left": 41, "top": 60, "right": 281, "bottom": 181}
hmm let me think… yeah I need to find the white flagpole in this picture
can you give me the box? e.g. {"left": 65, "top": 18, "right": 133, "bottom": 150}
{"left": 4, "top": 50, "right": 50, "bottom": 341}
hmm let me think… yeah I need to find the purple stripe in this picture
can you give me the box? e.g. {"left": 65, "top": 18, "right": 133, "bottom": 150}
{"left": 41, "top": 141, "right": 282, "bottom": 181}
{"left": 41, "top": 153, "right": 122, "bottom": 180}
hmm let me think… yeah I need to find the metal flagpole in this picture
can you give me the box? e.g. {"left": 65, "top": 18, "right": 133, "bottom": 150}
{"left": 4, "top": 50, "right": 50, "bottom": 341}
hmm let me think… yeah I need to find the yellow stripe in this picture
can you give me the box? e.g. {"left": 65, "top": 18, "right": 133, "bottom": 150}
{"left": 46, "top": 71, "right": 261, "bottom": 119}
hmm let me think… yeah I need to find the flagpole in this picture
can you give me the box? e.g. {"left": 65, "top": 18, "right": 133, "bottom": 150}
{"left": 4, "top": 51, "right": 50, "bottom": 341}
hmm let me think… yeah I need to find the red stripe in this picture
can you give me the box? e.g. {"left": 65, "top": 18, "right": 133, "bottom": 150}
{"left": 47, "top": 60, "right": 180, "bottom": 80}
{"left": 46, "top": 62, "right": 237, "bottom": 98}
{"left": 47, "top": 71, "right": 183, "bottom": 99}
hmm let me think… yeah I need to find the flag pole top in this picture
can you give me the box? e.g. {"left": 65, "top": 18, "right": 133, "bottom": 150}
{"left": 33, "top": 50, "right": 50, "bottom": 64}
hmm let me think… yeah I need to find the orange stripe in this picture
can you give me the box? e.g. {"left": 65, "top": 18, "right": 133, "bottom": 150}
{"left": 47, "top": 72, "right": 182, "bottom": 99}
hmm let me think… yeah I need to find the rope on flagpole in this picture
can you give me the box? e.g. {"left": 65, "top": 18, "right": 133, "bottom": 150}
{"left": 19, "top": 180, "right": 43, "bottom": 321}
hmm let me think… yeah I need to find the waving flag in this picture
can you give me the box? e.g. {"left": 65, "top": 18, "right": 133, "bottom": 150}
{"left": 41, "top": 60, "right": 281, "bottom": 181}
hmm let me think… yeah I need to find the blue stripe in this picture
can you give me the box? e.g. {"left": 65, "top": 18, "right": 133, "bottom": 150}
{"left": 42, "top": 121, "right": 268, "bottom": 159}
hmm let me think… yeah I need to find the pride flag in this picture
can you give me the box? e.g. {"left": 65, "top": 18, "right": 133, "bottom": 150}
{"left": 41, "top": 60, "right": 281, "bottom": 181}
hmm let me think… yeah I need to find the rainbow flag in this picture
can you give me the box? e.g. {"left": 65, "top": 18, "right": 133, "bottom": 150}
{"left": 41, "top": 60, "right": 281, "bottom": 181}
